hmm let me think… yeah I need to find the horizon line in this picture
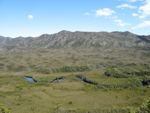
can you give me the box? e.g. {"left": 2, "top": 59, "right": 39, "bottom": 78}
{"left": 0, "top": 30, "right": 149, "bottom": 38}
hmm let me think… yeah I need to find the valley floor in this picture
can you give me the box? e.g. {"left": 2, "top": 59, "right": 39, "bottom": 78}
{"left": 0, "top": 71, "right": 150, "bottom": 113}
{"left": 0, "top": 48, "right": 150, "bottom": 113}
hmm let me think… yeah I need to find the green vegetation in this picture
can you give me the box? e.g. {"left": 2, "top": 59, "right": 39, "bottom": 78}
{"left": 0, "top": 71, "right": 150, "bottom": 113}
{"left": 136, "top": 100, "right": 150, "bottom": 113}
{"left": 104, "top": 64, "right": 150, "bottom": 78}
{"left": 54, "top": 66, "right": 91, "bottom": 73}
{"left": 0, "top": 103, "right": 10, "bottom": 113}
{"left": 0, "top": 48, "right": 149, "bottom": 113}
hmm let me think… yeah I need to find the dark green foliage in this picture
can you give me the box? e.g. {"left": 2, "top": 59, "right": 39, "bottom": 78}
{"left": 104, "top": 67, "right": 119, "bottom": 77}
{"left": 0, "top": 104, "right": 10, "bottom": 113}
{"left": 136, "top": 100, "right": 150, "bottom": 113}
{"left": 68, "top": 101, "right": 73, "bottom": 105}
{"left": 104, "top": 65, "right": 150, "bottom": 78}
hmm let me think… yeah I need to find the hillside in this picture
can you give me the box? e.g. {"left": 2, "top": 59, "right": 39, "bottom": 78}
{"left": 0, "top": 31, "right": 150, "bottom": 51}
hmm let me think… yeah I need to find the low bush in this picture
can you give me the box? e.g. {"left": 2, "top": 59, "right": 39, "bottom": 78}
{"left": 0, "top": 104, "right": 10, "bottom": 113}
{"left": 104, "top": 65, "right": 150, "bottom": 78}
{"left": 136, "top": 100, "right": 150, "bottom": 113}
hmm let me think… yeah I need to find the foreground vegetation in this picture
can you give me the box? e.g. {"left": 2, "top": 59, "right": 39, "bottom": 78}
{"left": 0, "top": 48, "right": 150, "bottom": 113}
{"left": 0, "top": 71, "right": 150, "bottom": 113}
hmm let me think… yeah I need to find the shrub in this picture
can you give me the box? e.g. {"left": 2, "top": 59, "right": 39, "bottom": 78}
{"left": 0, "top": 104, "right": 10, "bottom": 113}
{"left": 104, "top": 65, "right": 150, "bottom": 78}
{"left": 136, "top": 100, "right": 150, "bottom": 113}
{"left": 68, "top": 101, "right": 73, "bottom": 105}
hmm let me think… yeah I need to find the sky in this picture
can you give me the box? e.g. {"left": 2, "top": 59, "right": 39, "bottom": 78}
{"left": 0, "top": 0, "right": 150, "bottom": 37}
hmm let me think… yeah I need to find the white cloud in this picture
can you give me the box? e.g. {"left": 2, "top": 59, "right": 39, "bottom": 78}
{"left": 96, "top": 8, "right": 115, "bottom": 17}
{"left": 27, "top": 14, "right": 34, "bottom": 20}
{"left": 114, "top": 19, "right": 129, "bottom": 27}
{"left": 139, "top": 0, "right": 150, "bottom": 18}
{"left": 128, "top": 0, "right": 144, "bottom": 2}
{"left": 117, "top": 4, "right": 137, "bottom": 9}
{"left": 132, "top": 20, "right": 150, "bottom": 29}
{"left": 132, "top": 13, "right": 139, "bottom": 16}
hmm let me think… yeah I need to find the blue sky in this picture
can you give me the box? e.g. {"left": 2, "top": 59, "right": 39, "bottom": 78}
{"left": 0, "top": 0, "right": 150, "bottom": 37}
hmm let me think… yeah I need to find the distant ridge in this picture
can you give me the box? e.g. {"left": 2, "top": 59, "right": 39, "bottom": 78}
{"left": 0, "top": 31, "right": 150, "bottom": 51}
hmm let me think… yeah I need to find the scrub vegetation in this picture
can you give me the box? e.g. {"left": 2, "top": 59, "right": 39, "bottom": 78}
{"left": 0, "top": 47, "right": 150, "bottom": 113}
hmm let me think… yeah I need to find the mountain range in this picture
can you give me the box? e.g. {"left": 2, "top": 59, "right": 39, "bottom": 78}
{"left": 0, "top": 30, "right": 150, "bottom": 51}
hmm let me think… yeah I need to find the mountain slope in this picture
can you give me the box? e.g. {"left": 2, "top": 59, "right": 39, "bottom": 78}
{"left": 0, "top": 31, "right": 150, "bottom": 51}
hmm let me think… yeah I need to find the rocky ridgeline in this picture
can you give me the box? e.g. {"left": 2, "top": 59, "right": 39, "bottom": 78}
{"left": 0, "top": 31, "right": 150, "bottom": 51}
